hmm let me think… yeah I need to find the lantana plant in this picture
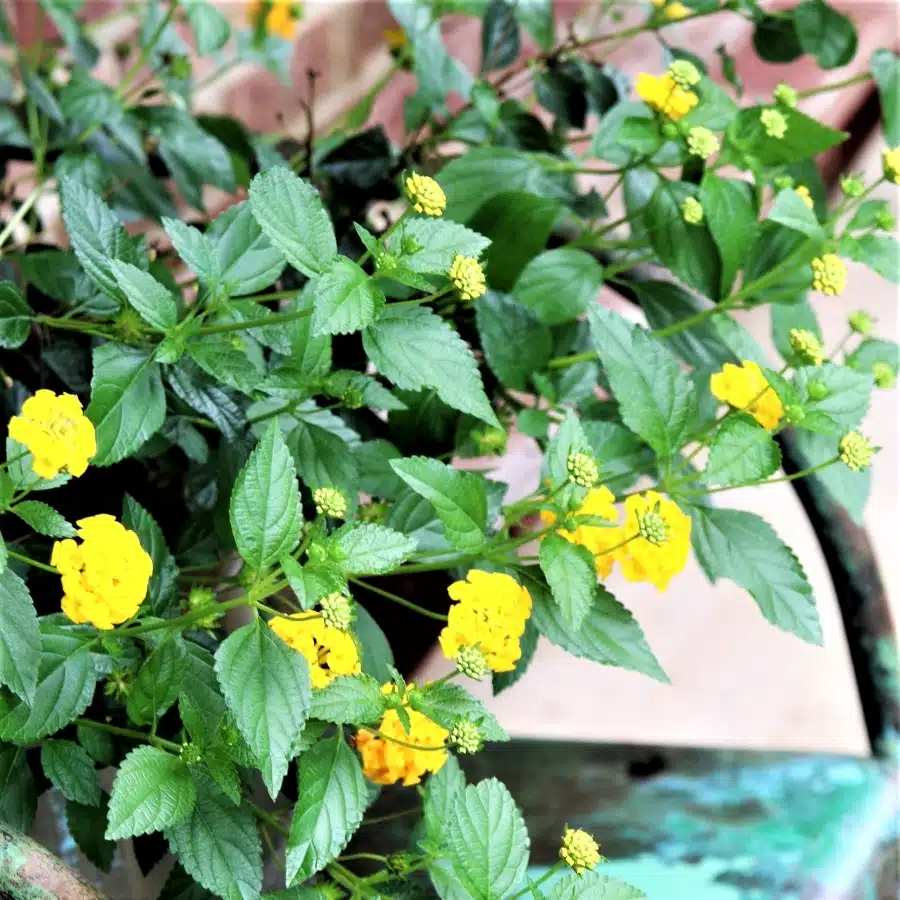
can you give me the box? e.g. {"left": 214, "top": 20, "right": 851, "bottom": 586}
{"left": 0, "top": 0, "right": 897, "bottom": 898}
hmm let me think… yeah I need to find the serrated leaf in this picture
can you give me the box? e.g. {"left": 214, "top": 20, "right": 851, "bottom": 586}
{"left": 512, "top": 248, "right": 604, "bottom": 326}
{"left": 547, "top": 872, "right": 647, "bottom": 900}
{"left": 0, "top": 282, "right": 32, "bottom": 349}
{"left": 10, "top": 500, "right": 76, "bottom": 537}
{"left": 215, "top": 620, "right": 311, "bottom": 799}
{"left": 167, "top": 359, "right": 246, "bottom": 438}
{"left": 390, "top": 457, "right": 487, "bottom": 552}
{"left": 424, "top": 755, "right": 465, "bottom": 845}
{"left": 539, "top": 533, "right": 596, "bottom": 630}
{"left": 123, "top": 494, "right": 180, "bottom": 617}
{"left": 492, "top": 617, "right": 538, "bottom": 695}
{"left": 691, "top": 506, "right": 822, "bottom": 644}
{"left": 442, "top": 778, "right": 529, "bottom": 900}
{"left": 166, "top": 772, "right": 262, "bottom": 900}
{"left": 248, "top": 167, "right": 337, "bottom": 278}
{"left": 794, "top": 0, "right": 857, "bottom": 69}
{"left": 187, "top": 335, "right": 263, "bottom": 395}
{"left": 0, "top": 568, "right": 40, "bottom": 703}
{"left": 308, "top": 674, "right": 387, "bottom": 725}
{"left": 203, "top": 745, "right": 242, "bottom": 806}
{"left": 287, "top": 420, "right": 358, "bottom": 514}
{"left": 729, "top": 106, "right": 847, "bottom": 166}
{"left": 411, "top": 682, "right": 507, "bottom": 742}
{"left": 545, "top": 411, "right": 589, "bottom": 488}
{"left": 530, "top": 578, "right": 668, "bottom": 682}
{"left": 363, "top": 306, "right": 499, "bottom": 427}
{"left": 873, "top": 49, "right": 900, "bottom": 147}
{"left": 587, "top": 305, "right": 696, "bottom": 459}
{"left": 230, "top": 422, "right": 303, "bottom": 569}
{"left": 127, "top": 635, "right": 187, "bottom": 727}
{"left": 699, "top": 174, "right": 757, "bottom": 296}
{"left": 396, "top": 218, "right": 491, "bottom": 275}
{"left": 66, "top": 794, "right": 115, "bottom": 872}
{"left": 184, "top": 0, "right": 231, "bottom": 54}
{"left": 41, "top": 739, "right": 100, "bottom": 806}
{"left": 793, "top": 363, "right": 874, "bottom": 432}
{"left": 285, "top": 733, "right": 367, "bottom": 885}
{"left": 703, "top": 413, "right": 782, "bottom": 487}
{"left": 792, "top": 430, "right": 870, "bottom": 524}
{"left": 312, "top": 257, "right": 385, "bottom": 335}
{"left": 87, "top": 343, "right": 165, "bottom": 465}
{"left": 108, "top": 262, "right": 178, "bottom": 335}
{"left": 163, "top": 218, "right": 220, "bottom": 284}
{"left": 768, "top": 188, "right": 825, "bottom": 240}
{"left": 0, "top": 744, "right": 36, "bottom": 832}
{"left": 106, "top": 746, "right": 195, "bottom": 840}
{"left": 77, "top": 723, "right": 115, "bottom": 765}
{"left": 179, "top": 645, "right": 228, "bottom": 745}
{"left": 0, "top": 628, "right": 96, "bottom": 742}
{"left": 281, "top": 557, "right": 345, "bottom": 611}
{"left": 354, "top": 604, "right": 395, "bottom": 684}
{"left": 328, "top": 523, "right": 417, "bottom": 575}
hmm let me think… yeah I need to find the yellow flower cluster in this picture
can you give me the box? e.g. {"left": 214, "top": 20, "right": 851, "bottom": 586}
{"left": 8, "top": 390, "right": 96, "bottom": 480}
{"left": 541, "top": 486, "right": 621, "bottom": 578}
{"left": 247, "top": 0, "right": 302, "bottom": 40}
{"left": 448, "top": 254, "right": 486, "bottom": 301}
{"left": 761, "top": 108, "right": 788, "bottom": 139}
{"left": 651, "top": 0, "right": 691, "bottom": 21}
{"left": 355, "top": 685, "right": 447, "bottom": 786}
{"left": 839, "top": 431, "right": 874, "bottom": 472}
{"left": 687, "top": 126, "right": 719, "bottom": 159}
{"left": 710, "top": 360, "right": 784, "bottom": 429}
{"left": 313, "top": 486, "right": 347, "bottom": 519}
{"left": 560, "top": 828, "right": 603, "bottom": 875}
{"left": 774, "top": 82, "right": 798, "bottom": 108}
{"left": 439, "top": 570, "right": 532, "bottom": 673}
{"left": 681, "top": 197, "right": 704, "bottom": 224}
{"left": 270, "top": 614, "right": 360, "bottom": 688}
{"left": 788, "top": 328, "right": 825, "bottom": 366}
{"left": 883, "top": 148, "right": 900, "bottom": 185}
{"left": 811, "top": 254, "right": 848, "bottom": 296}
{"left": 794, "top": 185, "right": 814, "bottom": 209}
{"left": 52, "top": 515, "right": 153, "bottom": 630}
{"left": 635, "top": 72, "right": 698, "bottom": 120}
{"left": 405, "top": 173, "right": 446, "bottom": 217}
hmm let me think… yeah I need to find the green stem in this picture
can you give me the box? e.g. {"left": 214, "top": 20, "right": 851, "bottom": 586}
{"left": 677, "top": 456, "right": 840, "bottom": 497}
{"left": 348, "top": 577, "right": 447, "bottom": 622}
{"left": 328, "top": 862, "right": 380, "bottom": 898}
{"left": 194, "top": 307, "right": 312, "bottom": 337}
{"left": 110, "top": 596, "right": 251, "bottom": 639}
{"left": 388, "top": 285, "right": 453, "bottom": 310}
{"left": 248, "top": 801, "right": 290, "bottom": 839}
{"left": 337, "top": 853, "right": 390, "bottom": 864}
{"left": 6, "top": 549, "right": 56, "bottom": 573}
{"left": 798, "top": 72, "right": 871, "bottom": 99}
{"left": 359, "top": 208, "right": 410, "bottom": 266}
{"left": 0, "top": 452, "right": 28, "bottom": 470}
{"left": 114, "top": 4, "right": 175, "bottom": 101}
{"left": 361, "top": 806, "right": 420, "bottom": 827}
{"left": 0, "top": 183, "right": 46, "bottom": 256}
{"left": 75, "top": 718, "right": 182, "bottom": 754}
{"left": 510, "top": 864, "right": 564, "bottom": 900}
{"left": 359, "top": 725, "right": 447, "bottom": 753}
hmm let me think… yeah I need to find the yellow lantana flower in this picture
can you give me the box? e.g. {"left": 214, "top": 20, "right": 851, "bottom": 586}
{"left": 651, "top": 0, "right": 691, "bottom": 21}
{"left": 52, "top": 515, "right": 153, "bottom": 630}
{"left": 405, "top": 172, "right": 446, "bottom": 217}
{"left": 710, "top": 360, "right": 784, "bottom": 430}
{"left": 8, "top": 389, "right": 96, "bottom": 480}
{"left": 794, "top": 185, "right": 814, "bottom": 209}
{"left": 811, "top": 254, "right": 848, "bottom": 296}
{"left": 617, "top": 492, "right": 691, "bottom": 592}
{"left": 448, "top": 254, "right": 486, "bottom": 301}
{"left": 270, "top": 614, "right": 360, "bottom": 688}
{"left": 541, "top": 486, "right": 620, "bottom": 578}
{"left": 882, "top": 147, "right": 900, "bottom": 185}
{"left": 439, "top": 570, "right": 532, "bottom": 673}
{"left": 635, "top": 72, "right": 698, "bottom": 120}
{"left": 560, "top": 827, "right": 603, "bottom": 875}
{"left": 355, "top": 685, "right": 447, "bottom": 786}
{"left": 247, "top": 0, "right": 302, "bottom": 41}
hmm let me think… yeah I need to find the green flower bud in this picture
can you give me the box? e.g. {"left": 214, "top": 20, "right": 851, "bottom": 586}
{"left": 848, "top": 310, "right": 873, "bottom": 335}
{"left": 456, "top": 645, "right": 489, "bottom": 680}
{"left": 681, "top": 196, "right": 704, "bottom": 225}
{"left": 566, "top": 451, "right": 599, "bottom": 488}
{"left": 773, "top": 82, "right": 798, "bottom": 108}
{"left": 840, "top": 174, "right": 865, "bottom": 198}
{"left": 180, "top": 743, "right": 203, "bottom": 766}
{"left": 839, "top": 431, "right": 874, "bottom": 472}
{"left": 319, "top": 592, "right": 354, "bottom": 631}
{"left": 873, "top": 362, "right": 896, "bottom": 389}
{"left": 448, "top": 719, "right": 483, "bottom": 755}
{"left": 313, "top": 486, "right": 347, "bottom": 519}
{"left": 806, "top": 380, "right": 829, "bottom": 401}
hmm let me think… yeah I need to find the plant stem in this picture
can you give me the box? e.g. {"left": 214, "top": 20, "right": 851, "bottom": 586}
{"left": 6, "top": 549, "right": 56, "bottom": 573}
{"left": 798, "top": 72, "right": 871, "bottom": 99}
{"left": 389, "top": 285, "right": 453, "bottom": 310}
{"left": 348, "top": 577, "right": 448, "bottom": 622}
{"left": 0, "top": 182, "right": 46, "bottom": 256}
{"left": 359, "top": 208, "right": 410, "bottom": 266}
{"left": 677, "top": 456, "right": 841, "bottom": 497}
{"left": 75, "top": 718, "right": 182, "bottom": 754}
{"left": 248, "top": 801, "right": 290, "bottom": 839}
{"left": 193, "top": 307, "right": 312, "bottom": 337}
{"left": 114, "top": 4, "right": 175, "bottom": 101}
{"left": 510, "top": 863, "right": 564, "bottom": 900}
{"left": 0, "top": 452, "right": 28, "bottom": 470}
{"left": 359, "top": 726, "right": 447, "bottom": 753}
{"left": 362, "top": 806, "right": 421, "bottom": 827}
{"left": 109, "top": 596, "right": 251, "bottom": 639}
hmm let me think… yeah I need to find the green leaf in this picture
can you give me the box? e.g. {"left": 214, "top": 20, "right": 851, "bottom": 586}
{"left": 691, "top": 506, "right": 822, "bottom": 644}
{"left": 110, "top": 261, "right": 179, "bottom": 331}
{"left": 248, "top": 167, "right": 337, "bottom": 278}
{"left": 846, "top": 338, "right": 898, "bottom": 376}
{"left": 531, "top": 578, "right": 668, "bottom": 682}
{"left": 794, "top": 0, "right": 857, "bottom": 69}
{"left": 37, "top": 0, "right": 98, "bottom": 68}
{"left": 0, "top": 569, "right": 41, "bottom": 703}
{"left": 481, "top": 0, "right": 520, "bottom": 72}
{"left": 285, "top": 733, "right": 368, "bottom": 885}
{"left": 164, "top": 218, "right": 220, "bottom": 285}
{"left": 587, "top": 305, "right": 696, "bottom": 459}
{"left": 288, "top": 421, "right": 358, "bottom": 511}
{"left": 60, "top": 179, "right": 143, "bottom": 304}
{"left": 41, "top": 739, "right": 100, "bottom": 806}
{"left": 5, "top": 437, "right": 71, "bottom": 494}
{"left": 682, "top": 76, "right": 740, "bottom": 131}
{"left": 11, "top": 500, "right": 76, "bottom": 538}
{"left": 0, "top": 744, "right": 37, "bottom": 832}
{"left": 230, "top": 422, "right": 303, "bottom": 569}
{"left": 512, "top": 248, "right": 604, "bottom": 326}
{"left": 396, "top": 218, "right": 491, "bottom": 276}
{"left": 364, "top": 306, "right": 499, "bottom": 427}
{"left": 77, "top": 724, "right": 115, "bottom": 765}
{"left": 179, "top": 645, "right": 228, "bottom": 744}
{"left": 703, "top": 413, "right": 782, "bottom": 487}
{"left": 547, "top": 872, "right": 647, "bottom": 900}
{"left": 354, "top": 604, "right": 395, "bottom": 684}
{"left": 794, "top": 363, "right": 873, "bottom": 432}
{"left": 539, "top": 533, "right": 596, "bottom": 631}
{"left": 391, "top": 457, "right": 487, "bottom": 552}
{"left": 475, "top": 292, "right": 552, "bottom": 391}
{"left": 515, "top": 0, "right": 553, "bottom": 48}
{"left": 729, "top": 106, "right": 847, "bottom": 166}
{"left": 58, "top": 71, "right": 121, "bottom": 126}
{"left": 411, "top": 682, "right": 507, "bottom": 742}
{"left": 424, "top": 754, "right": 465, "bottom": 847}
{"left": 215, "top": 620, "right": 311, "bottom": 799}
{"left": 872, "top": 50, "right": 900, "bottom": 146}
{"left": 66, "top": 795, "right": 115, "bottom": 873}
{"left": 699, "top": 172, "right": 758, "bottom": 296}
{"left": 752, "top": 13, "right": 803, "bottom": 63}
{"left": 87, "top": 343, "right": 166, "bottom": 465}
{"left": 844, "top": 234, "right": 900, "bottom": 284}
{"left": 767, "top": 188, "right": 825, "bottom": 241}
{"left": 127, "top": 636, "right": 187, "bottom": 727}
{"left": 469, "top": 190, "right": 560, "bottom": 292}
{"left": 312, "top": 257, "right": 385, "bottom": 336}
{"left": 493, "top": 617, "right": 539, "bottom": 695}
{"left": 328, "top": 523, "right": 418, "bottom": 575}
{"left": 545, "top": 411, "right": 589, "bottom": 487}
{"left": 123, "top": 495, "right": 180, "bottom": 617}
{"left": 184, "top": 0, "right": 231, "bottom": 54}
{"left": 159, "top": 863, "right": 218, "bottom": 899}
{"left": 0, "top": 628, "right": 96, "bottom": 742}
{"left": 106, "top": 746, "right": 196, "bottom": 840}
{"left": 203, "top": 745, "right": 242, "bottom": 807}
{"left": 646, "top": 180, "right": 721, "bottom": 300}
{"left": 281, "top": 557, "right": 345, "bottom": 611}
{"left": 308, "top": 674, "right": 386, "bottom": 725}
{"left": 353, "top": 440, "right": 407, "bottom": 499}
{"left": 793, "top": 430, "right": 870, "bottom": 524}
{"left": 0, "top": 283, "right": 32, "bottom": 349}
{"left": 443, "top": 778, "right": 529, "bottom": 900}
{"left": 166, "top": 772, "right": 263, "bottom": 900}
{"left": 206, "top": 201, "right": 285, "bottom": 297}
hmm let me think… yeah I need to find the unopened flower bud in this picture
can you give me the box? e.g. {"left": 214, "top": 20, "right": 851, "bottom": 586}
{"left": 567, "top": 451, "right": 599, "bottom": 488}
{"left": 319, "top": 592, "right": 353, "bottom": 631}
{"left": 456, "top": 644, "right": 489, "bottom": 680}
{"left": 448, "top": 719, "right": 482, "bottom": 755}
{"left": 839, "top": 431, "right": 874, "bottom": 472}
{"left": 313, "top": 486, "right": 347, "bottom": 519}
